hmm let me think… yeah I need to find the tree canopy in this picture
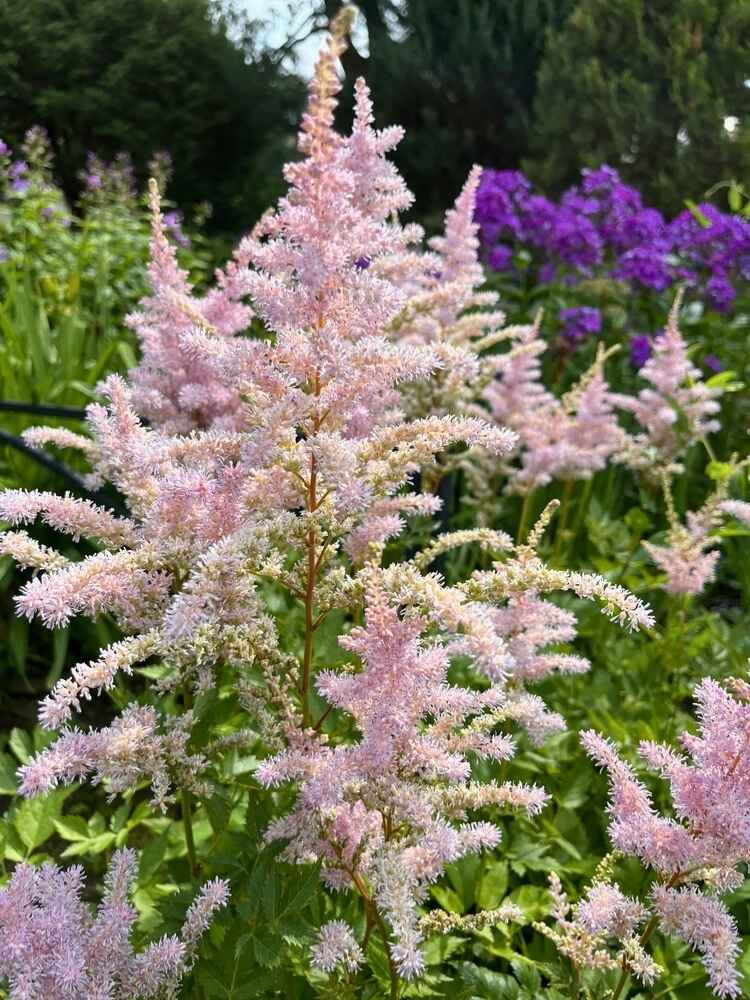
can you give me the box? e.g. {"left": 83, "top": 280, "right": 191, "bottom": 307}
{"left": 0, "top": 0, "right": 305, "bottom": 231}
{"left": 525, "top": 0, "right": 750, "bottom": 213}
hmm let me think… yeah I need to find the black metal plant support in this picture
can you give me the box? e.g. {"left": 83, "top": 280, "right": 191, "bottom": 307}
{"left": 0, "top": 400, "right": 126, "bottom": 512}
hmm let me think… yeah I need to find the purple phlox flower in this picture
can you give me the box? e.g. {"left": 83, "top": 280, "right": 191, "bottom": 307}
{"left": 163, "top": 209, "right": 191, "bottom": 248}
{"left": 703, "top": 354, "right": 723, "bottom": 374}
{"left": 613, "top": 241, "right": 672, "bottom": 291}
{"left": 706, "top": 273, "right": 736, "bottom": 313}
{"left": 580, "top": 164, "right": 621, "bottom": 194}
{"left": 9, "top": 160, "right": 27, "bottom": 180}
{"left": 488, "top": 244, "right": 512, "bottom": 271}
{"left": 0, "top": 140, "right": 9, "bottom": 157}
{"left": 559, "top": 306, "right": 602, "bottom": 344}
{"left": 548, "top": 208, "right": 603, "bottom": 272}
{"left": 630, "top": 334, "right": 652, "bottom": 369}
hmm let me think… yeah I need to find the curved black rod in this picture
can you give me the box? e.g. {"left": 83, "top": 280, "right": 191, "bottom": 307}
{"left": 0, "top": 428, "right": 125, "bottom": 512}
{"left": 0, "top": 400, "right": 88, "bottom": 420}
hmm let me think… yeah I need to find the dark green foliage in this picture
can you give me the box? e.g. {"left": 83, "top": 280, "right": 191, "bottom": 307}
{"left": 526, "top": 0, "right": 750, "bottom": 213}
{"left": 324, "top": 0, "right": 575, "bottom": 228}
{"left": 0, "top": 0, "right": 304, "bottom": 232}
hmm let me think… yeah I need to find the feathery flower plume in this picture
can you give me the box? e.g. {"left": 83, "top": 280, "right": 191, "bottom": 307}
{"left": 127, "top": 181, "right": 251, "bottom": 433}
{"left": 614, "top": 291, "right": 722, "bottom": 476}
{"left": 575, "top": 675, "right": 750, "bottom": 997}
{"left": 487, "top": 335, "right": 622, "bottom": 493}
{"left": 0, "top": 6, "right": 517, "bottom": 809}
{"left": 257, "top": 576, "right": 547, "bottom": 981}
{"left": 0, "top": 849, "right": 228, "bottom": 1000}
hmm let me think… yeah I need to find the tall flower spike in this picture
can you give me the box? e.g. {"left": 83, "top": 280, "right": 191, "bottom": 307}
{"left": 576, "top": 675, "right": 750, "bottom": 997}
{"left": 0, "top": 850, "right": 228, "bottom": 1000}
{"left": 127, "top": 180, "right": 251, "bottom": 433}
{"left": 614, "top": 290, "right": 722, "bottom": 476}
{"left": 487, "top": 340, "right": 622, "bottom": 493}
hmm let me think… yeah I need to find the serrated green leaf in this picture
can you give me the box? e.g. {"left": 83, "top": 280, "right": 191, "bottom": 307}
{"left": 0, "top": 752, "right": 18, "bottom": 795}
{"left": 476, "top": 861, "right": 509, "bottom": 910}
{"left": 53, "top": 816, "right": 89, "bottom": 841}
{"left": 13, "top": 789, "right": 67, "bottom": 852}
{"left": 8, "top": 728, "right": 33, "bottom": 764}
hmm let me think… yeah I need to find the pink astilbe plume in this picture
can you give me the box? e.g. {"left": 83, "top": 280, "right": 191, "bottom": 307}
{"left": 127, "top": 180, "right": 251, "bottom": 433}
{"left": 0, "top": 8, "right": 517, "bottom": 813}
{"left": 19, "top": 705, "right": 208, "bottom": 811}
{"left": 257, "top": 576, "right": 548, "bottom": 981}
{"left": 491, "top": 593, "right": 590, "bottom": 683}
{"left": 486, "top": 335, "right": 623, "bottom": 493}
{"left": 719, "top": 499, "right": 750, "bottom": 526}
{"left": 576, "top": 674, "right": 750, "bottom": 997}
{"left": 0, "top": 849, "right": 228, "bottom": 1000}
{"left": 484, "top": 315, "right": 554, "bottom": 432}
{"left": 641, "top": 474, "right": 747, "bottom": 596}
{"left": 614, "top": 291, "right": 722, "bottom": 476}
{"left": 388, "top": 167, "right": 512, "bottom": 492}
{"left": 0, "top": 17, "right": 663, "bottom": 995}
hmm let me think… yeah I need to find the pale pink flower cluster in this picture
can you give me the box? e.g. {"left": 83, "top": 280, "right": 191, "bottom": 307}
{"left": 1, "top": 12, "right": 520, "bottom": 809}
{"left": 19, "top": 705, "right": 207, "bottom": 811}
{"left": 577, "top": 675, "right": 750, "bottom": 997}
{"left": 311, "top": 920, "right": 365, "bottom": 974}
{"left": 535, "top": 872, "right": 659, "bottom": 986}
{"left": 389, "top": 166, "right": 509, "bottom": 454}
{"left": 643, "top": 476, "right": 749, "bottom": 596}
{"left": 614, "top": 292, "right": 722, "bottom": 475}
{"left": 257, "top": 578, "right": 547, "bottom": 979}
{"left": 485, "top": 325, "right": 623, "bottom": 493}
{"left": 0, "top": 849, "right": 228, "bottom": 1000}
{"left": 127, "top": 181, "right": 251, "bottom": 433}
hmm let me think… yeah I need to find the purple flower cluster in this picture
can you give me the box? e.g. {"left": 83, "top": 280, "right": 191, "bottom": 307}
{"left": 559, "top": 306, "right": 602, "bottom": 344}
{"left": 476, "top": 165, "right": 750, "bottom": 312}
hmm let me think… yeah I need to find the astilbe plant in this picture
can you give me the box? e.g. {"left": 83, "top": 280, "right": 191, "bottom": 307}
{"left": 537, "top": 676, "right": 750, "bottom": 998}
{"left": 642, "top": 465, "right": 750, "bottom": 596}
{"left": 258, "top": 573, "right": 546, "bottom": 982}
{"left": 0, "top": 8, "right": 664, "bottom": 998}
{"left": 126, "top": 180, "right": 252, "bottom": 433}
{"left": 385, "top": 164, "right": 510, "bottom": 489}
{"left": 485, "top": 329, "right": 622, "bottom": 496}
{"left": 612, "top": 291, "right": 722, "bottom": 478}
{"left": 0, "top": 848, "right": 228, "bottom": 1000}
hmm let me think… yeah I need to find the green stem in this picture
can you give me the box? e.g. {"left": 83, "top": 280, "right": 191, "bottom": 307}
{"left": 611, "top": 914, "right": 659, "bottom": 1000}
{"left": 181, "top": 683, "right": 198, "bottom": 876}
{"left": 553, "top": 480, "right": 574, "bottom": 563}
{"left": 516, "top": 490, "right": 535, "bottom": 545}
{"left": 570, "top": 476, "right": 593, "bottom": 542}
{"left": 181, "top": 788, "right": 199, "bottom": 876}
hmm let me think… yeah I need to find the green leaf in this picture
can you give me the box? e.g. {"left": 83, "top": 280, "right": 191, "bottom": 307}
{"left": 0, "top": 752, "right": 19, "bottom": 795}
{"left": 53, "top": 816, "right": 89, "bottom": 841}
{"left": 728, "top": 180, "right": 743, "bottom": 213}
{"left": 476, "top": 861, "right": 509, "bottom": 910}
{"left": 510, "top": 958, "right": 541, "bottom": 992}
{"left": 8, "top": 728, "right": 33, "bottom": 764}
{"left": 205, "top": 791, "right": 233, "bottom": 836}
{"left": 13, "top": 789, "right": 68, "bottom": 852}
{"left": 430, "top": 884, "right": 465, "bottom": 913}
{"left": 457, "top": 962, "right": 521, "bottom": 999}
